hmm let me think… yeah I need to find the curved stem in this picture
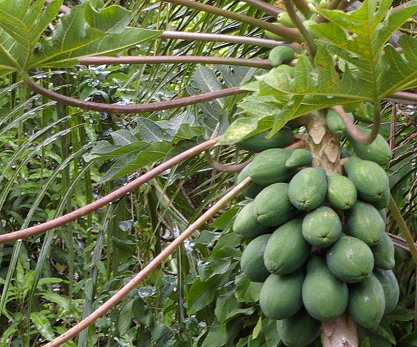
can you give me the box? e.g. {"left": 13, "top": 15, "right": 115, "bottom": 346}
{"left": 293, "top": 0, "right": 313, "bottom": 18}
{"left": 0, "top": 137, "right": 221, "bottom": 244}
{"left": 205, "top": 151, "right": 252, "bottom": 173}
{"left": 162, "top": 0, "right": 301, "bottom": 42}
{"left": 23, "top": 75, "right": 245, "bottom": 113}
{"left": 79, "top": 55, "right": 272, "bottom": 69}
{"left": 241, "top": 0, "right": 282, "bottom": 17}
{"left": 43, "top": 177, "right": 252, "bottom": 347}
{"left": 161, "top": 30, "right": 283, "bottom": 48}
{"left": 283, "top": 0, "right": 316, "bottom": 56}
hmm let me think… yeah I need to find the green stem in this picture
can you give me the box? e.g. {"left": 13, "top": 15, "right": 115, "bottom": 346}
{"left": 293, "top": 0, "right": 312, "bottom": 17}
{"left": 389, "top": 195, "right": 417, "bottom": 265}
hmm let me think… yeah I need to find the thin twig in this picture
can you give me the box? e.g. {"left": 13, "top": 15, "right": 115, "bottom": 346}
{"left": 79, "top": 55, "right": 272, "bottom": 69}
{"left": 23, "top": 75, "right": 245, "bottom": 114}
{"left": 0, "top": 137, "right": 221, "bottom": 244}
{"left": 205, "top": 151, "right": 252, "bottom": 173}
{"left": 241, "top": 0, "right": 282, "bottom": 17}
{"left": 43, "top": 178, "right": 252, "bottom": 347}
{"left": 389, "top": 91, "right": 417, "bottom": 105}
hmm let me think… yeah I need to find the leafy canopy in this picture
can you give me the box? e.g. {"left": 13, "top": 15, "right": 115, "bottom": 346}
{"left": 222, "top": 0, "right": 417, "bottom": 144}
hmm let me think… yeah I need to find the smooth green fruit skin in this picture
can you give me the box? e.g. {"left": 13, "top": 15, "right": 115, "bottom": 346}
{"left": 236, "top": 163, "right": 263, "bottom": 199}
{"left": 264, "top": 29, "right": 286, "bottom": 41}
{"left": 349, "top": 274, "right": 386, "bottom": 330}
{"left": 371, "top": 232, "right": 395, "bottom": 270}
{"left": 241, "top": 234, "right": 271, "bottom": 282}
{"left": 236, "top": 127, "right": 294, "bottom": 152}
{"left": 233, "top": 202, "right": 272, "bottom": 240}
{"left": 302, "top": 256, "right": 349, "bottom": 321}
{"left": 326, "top": 109, "right": 354, "bottom": 136}
{"left": 288, "top": 167, "right": 327, "bottom": 211}
{"left": 277, "top": 309, "right": 320, "bottom": 347}
{"left": 259, "top": 272, "right": 304, "bottom": 320}
{"left": 353, "top": 102, "right": 374, "bottom": 124}
{"left": 327, "top": 172, "right": 357, "bottom": 210}
{"left": 277, "top": 12, "right": 296, "bottom": 28}
{"left": 250, "top": 148, "right": 294, "bottom": 186}
{"left": 350, "top": 127, "right": 392, "bottom": 166}
{"left": 327, "top": 236, "right": 374, "bottom": 283}
{"left": 347, "top": 201, "right": 385, "bottom": 246}
{"left": 285, "top": 148, "right": 313, "bottom": 169}
{"left": 302, "top": 206, "right": 342, "bottom": 248}
{"left": 253, "top": 183, "right": 296, "bottom": 227}
{"left": 344, "top": 157, "right": 389, "bottom": 205}
{"left": 264, "top": 218, "right": 310, "bottom": 275}
{"left": 374, "top": 268, "right": 399, "bottom": 314}
{"left": 372, "top": 186, "right": 390, "bottom": 210}
{"left": 268, "top": 46, "right": 295, "bottom": 67}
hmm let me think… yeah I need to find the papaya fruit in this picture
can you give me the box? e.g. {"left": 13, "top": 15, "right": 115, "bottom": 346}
{"left": 327, "top": 172, "right": 357, "bottom": 210}
{"left": 236, "top": 126, "right": 294, "bottom": 152}
{"left": 372, "top": 186, "right": 390, "bottom": 210}
{"left": 349, "top": 273, "right": 386, "bottom": 329}
{"left": 250, "top": 148, "right": 295, "bottom": 186}
{"left": 268, "top": 46, "right": 295, "bottom": 67}
{"left": 302, "top": 206, "right": 342, "bottom": 248}
{"left": 285, "top": 148, "right": 313, "bottom": 169}
{"left": 347, "top": 201, "right": 385, "bottom": 246}
{"left": 253, "top": 183, "right": 296, "bottom": 227}
{"left": 326, "top": 109, "right": 354, "bottom": 137}
{"left": 263, "top": 218, "right": 310, "bottom": 275}
{"left": 277, "top": 12, "right": 296, "bottom": 28}
{"left": 264, "top": 29, "right": 287, "bottom": 41}
{"left": 343, "top": 157, "right": 389, "bottom": 205}
{"left": 288, "top": 167, "right": 327, "bottom": 211}
{"left": 236, "top": 163, "right": 263, "bottom": 199}
{"left": 371, "top": 232, "right": 395, "bottom": 270}
{"left": 374, "top": 268, "right": 399, "bottom": 314}
{"left": 353, "top": 102, "right": 375, "bottom": 124}
{"left": 276, "top": 309, "right": 320, "bottom": 346}
{"left": 326, "top": 236, "right": 374, "bottom": 283}
{"left": 302, "top": 256, "right": 349, "bottom": 321}
{"left": 240, "top": 234, "right": 271, "bottom": 282}
{"left": 233, "top": 202, "right": 273, "bottom": 240}
{"left": 259, "top": 271, "right": 304, "bottom": 320}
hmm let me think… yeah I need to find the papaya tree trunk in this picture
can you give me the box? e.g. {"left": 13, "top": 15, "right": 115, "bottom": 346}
{"left": 322, "top": 315, "right": 358, "bottom": 347}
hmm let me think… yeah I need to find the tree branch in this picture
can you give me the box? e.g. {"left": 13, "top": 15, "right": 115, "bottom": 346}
{"left": 23, "top": 75, "right": 245, "bottom": 113}
{"left": 43, "top": 177, "right": 252, "bottom": 347}
{"left": 292, "top": 0, "right": 312, "bottom": 18}
{"left": 241, "top": 0, "right": 282, "bottom": 17}
{"left": 0, "top": 137, "right": 221, "bottom": 244}
{"left": 205, "top": 151, "right": 252, "bottom": 173}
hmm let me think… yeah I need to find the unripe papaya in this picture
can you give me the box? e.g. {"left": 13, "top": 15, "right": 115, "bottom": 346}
{"left": 264, "top": 29, "right": 286, "bottom": 41}
{"left": 236, "top": 163, "right": 263, "bottom": 199}
{"left": 240, "top": 234, "right": 271, "bottom": 282}
{"left": 349, "top": 274, "right": 386, "bottom": 330}
{"left": 344, "top": 157, "right": 390, "bottom": 206}
{"left": 277, "top": 12, "right": 296, "bottom": 28}
{"left": 263, "top": 218, "right": 310, "bottom": 275}
{"left": 327, "top": 172, "right": 357, "bottom": 210}
{"left": 347, "top": 201, "right": 385, "bottom": 246}
{"left": 288, "top": 167, "right": 327, "bottom": 211}
{"left": 276, "top": 309, "right": 320, "bottom": 346}
{"left": 326, "top": 236, "right": 374, "bottom": 283}
{"left": 371, "top": 232, "right": 395, "bottom": 270}
{"left": 285, "top": 148, "right": 313, "bottom": 169}
{"left": 253, "top": 183, "right": 296, "bottom": 227}
{"left": 268, "top": 46, "right": 295, "bottom": 67}
{"left": 250, "top": 148, "right": 295, "bottom": 186}
{"left": 302, "top": 206, "right": 342, "bottom": 248}
{"left": 302, "top": 256, "right": 349, "bottom": 321}
{"left": 236, "top": 126, "right": 294, "bottom": 152}
{"left": 374, "top": 268, "right": 399, "bottom": 314}
{"left": 326, "top": 109, "right": 354, "bottom": 137}
{"left": 233, "top": 202, "right": 273, "bottom": 240}
{"left": 259, "top": 271, "right": 304, "bottom": 320}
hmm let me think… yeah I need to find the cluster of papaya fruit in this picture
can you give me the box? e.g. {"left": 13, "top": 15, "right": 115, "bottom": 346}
{"left": 233, "top": 110, "right": 398, "bottom": 345}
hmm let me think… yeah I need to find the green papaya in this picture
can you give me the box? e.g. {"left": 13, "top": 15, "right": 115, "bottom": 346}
{"left": 285, "top": 148, "right": 313, "bottom": 169}
{"left": 327, "top": 172, "right": 357, "bottom": 210}
{"left": 264, "top": 29, "right": 287, "bottom": 41}
{"left": 241, "top": 234, "right": 271, "bottom": 282}
{"left": 277, "top": 12, "right": 296, "bottom": 28}
{"left": 353, "top": 102, "right": 375, "bottom": 124}
{"left": 288, "top": 167, "right": 327, "bottom": 211}
{"left": 236, "top": 126, "right": 294, "bottom": 152}
{"left": 263, "top": 218, "right": 310, "bottom": 275}
{"left": 236, "top": 163, "right": 263, "bottom": 199}
{"left": 326, "top": 236, "right": 374, "bottom": 283}
{"left": 277, "top": 309, "right": 320, "bottom": 346}
{"left": 372, "top": 186, "right": 390, "bottom": 210}
{"left": 250, "top": 148, "right": 295, "bottom": 186}
{"left": 371, "top": 232, "right": 395, "bottom": 270}
{"left": 233, "top": 202, "right": 273, "bottom": 240}
{"left": 347, "top": 201, "right": 385, "bottom": 246}
{"left": 350, "top": 127, "right": 392, "bottom": 166}
{"left": 302, "top": 206, "right": 342, "bottom": 248}
{"left": 344, "top": 157, "right": 390, "bottom": 206}
{"left": 259, "top": 271, "right": 304, "bottom": 320}
{"left": 302, "top": 256, "right": 349, "bottom": 321}
{"left": 268, "top": 46, "right": 295, "bottom": 67}
{"left": 374, "top": 268, "right": 399, "bottom": 314}
{"left": 349, "top": 274, "right": 386, "bottom": 330}
{"left": 326, "top": 109, "right": 354, "bottom": 137}
{"left": 253, "top": 183, "right": 297, "bottom": 227}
